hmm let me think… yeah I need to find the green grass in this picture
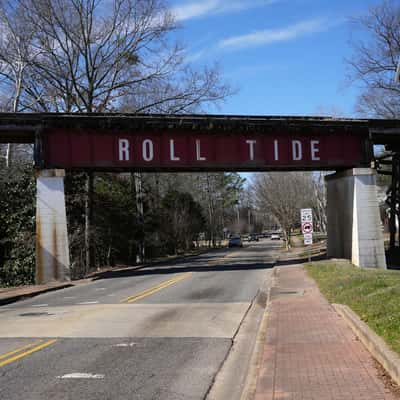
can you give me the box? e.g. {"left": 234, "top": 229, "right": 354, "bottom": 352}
{"left": 305, "top": 260, "right": 400, "bottom": 355}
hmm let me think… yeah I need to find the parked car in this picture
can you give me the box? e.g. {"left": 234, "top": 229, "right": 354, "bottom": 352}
{"left": 228, "top": 236, "right": 243, "bottom": 247}
{"left": 249, "top": 233, "right": 259, "bottom": 242}
{"left": 270, "top": 233, "right": 281, "bottom": 240}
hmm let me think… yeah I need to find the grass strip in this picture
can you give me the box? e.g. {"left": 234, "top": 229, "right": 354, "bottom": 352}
{"left": 305, "top": 259, "right": 400, "bottom": 355}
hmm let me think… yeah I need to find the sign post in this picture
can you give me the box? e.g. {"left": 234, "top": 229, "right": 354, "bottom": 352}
{"left": 301, "top": 208, "right": 313, "bottom": 262}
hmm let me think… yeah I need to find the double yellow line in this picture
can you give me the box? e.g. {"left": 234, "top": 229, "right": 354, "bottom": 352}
{"left": 0, "top": 339, "right": 57, "bottom": 367}
{"left": 121, "top": 272, "right": 192, "bottom": 303}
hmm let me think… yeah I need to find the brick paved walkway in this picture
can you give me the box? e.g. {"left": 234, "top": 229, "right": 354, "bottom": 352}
{"left": 255, "top": 265, "right": 397, "bottom": 400}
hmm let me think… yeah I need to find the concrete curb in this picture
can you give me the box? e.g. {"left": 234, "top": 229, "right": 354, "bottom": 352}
{"left": 240, "top": 266, "right": 277, "bottom": 400}
{"left": 0, "top": 283, "right": 74, "bottom": 306}
{"left": 333, "top": 303, "right": 400, "bottom": 387}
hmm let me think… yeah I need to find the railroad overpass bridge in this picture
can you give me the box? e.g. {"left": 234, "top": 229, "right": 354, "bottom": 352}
{"left": 0, "top": 113, "right": 398, "bottom": 283}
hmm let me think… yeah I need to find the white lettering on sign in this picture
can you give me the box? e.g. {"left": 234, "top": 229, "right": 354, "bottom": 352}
{"left": 292, "top": 140, "right": 302, "bottom": 161}
{"left": 118, "top": 139, "right": 129, "bottom": 161}
{"left": 116, "top": 138, "right": 326, "bottom": 165}
{"left": 170, "top": 139, "right": 180, "bottom": 161}
{"left": 142, "top": 139, "right": 154, "bottom": 162}
{"left": 196, "top": 139, "right": 206, "bottom": 161}
{"left": 311, "top": 140, "right": 320, "bottom": 161}
{"left": 246, "top": 140, "right": 256, "bottom": 161}
{"left": 274, "top": 140, "right": 279, "bottom": 161}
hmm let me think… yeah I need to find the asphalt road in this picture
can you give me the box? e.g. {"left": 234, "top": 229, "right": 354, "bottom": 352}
{"left": 0, "top": 240, "right": 278, "bottom": 400}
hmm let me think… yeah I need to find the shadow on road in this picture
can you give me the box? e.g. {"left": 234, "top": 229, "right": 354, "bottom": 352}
{"left": 93, "top": 260, "right": 275, "bottom": 280}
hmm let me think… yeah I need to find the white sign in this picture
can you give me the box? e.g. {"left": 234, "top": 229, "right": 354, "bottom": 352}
{"left": 301, "top": 208, "right": 313, "bottom": 223}
{"left": 301, "top": 209, "right": 313, "bottom": 245}
{"left": 303, "top": 233, "right": 313, "bottom": 245}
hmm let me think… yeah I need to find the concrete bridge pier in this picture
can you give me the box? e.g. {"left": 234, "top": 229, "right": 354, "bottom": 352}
{"left": 36, "top": 169, "right": 70, "bottom": 284}
{"left": 326, "top": 168, "right": 386, "bottom": 269}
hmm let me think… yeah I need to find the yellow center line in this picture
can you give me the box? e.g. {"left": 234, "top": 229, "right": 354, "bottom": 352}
{"left": 0, "top": 340, "right": 44, "bottom": 361}
{"left": 0, "top": 339, "right": 57, "bottom": 367}
{"left": 121, "top": 272, "right": 192, "bottom": 303}
{"left": 208, "top": 251, "right": 238, "bottom": 265}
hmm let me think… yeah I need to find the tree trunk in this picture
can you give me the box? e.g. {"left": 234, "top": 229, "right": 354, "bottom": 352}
{"left": 85, "top": 172, "right": 94, "bottom": 272}
{"left": 134, "top": 172, "right": 145, "bottom": 263}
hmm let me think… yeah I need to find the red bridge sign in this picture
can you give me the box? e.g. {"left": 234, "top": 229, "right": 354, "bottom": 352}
{"left": 0, "top": 114, "right": 375, "bottom": 171}
{"left": 35, "top": 115, "right": 372, "bottom": 171}
{"left": 43, "top": 129, "right": 367, "bottom": 170}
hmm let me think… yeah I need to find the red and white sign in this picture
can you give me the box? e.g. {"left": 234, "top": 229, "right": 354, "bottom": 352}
{"left": 301, "top": 221, "right": 313, "bottom": 234}
{"left": 42, "top": 128, "right": 368, "bottom": 170}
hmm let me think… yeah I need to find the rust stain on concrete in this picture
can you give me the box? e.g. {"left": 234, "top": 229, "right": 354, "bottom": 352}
{"left": 36, "top": 214, "right": 44, "bottom": 284}
{"left": 53, "top": 223, "right": 59, "bottom": 281}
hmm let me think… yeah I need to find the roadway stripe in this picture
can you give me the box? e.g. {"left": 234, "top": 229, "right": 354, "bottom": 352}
{"left": 0, "top": 340, "right": 43, "bottom": 361}
{"left": 57, "top": 373, "right": 105, "bottom": 379}
{"left": 0, "top": 339, "right": 57, "bottom": 367}
{"left": 121, "top": 272, "right": 192, "bottom": 303}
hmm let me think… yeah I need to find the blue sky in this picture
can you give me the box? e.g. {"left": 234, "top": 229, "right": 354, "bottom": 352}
{"left": 168, "top": 0, "right": 380, "bottom": 117}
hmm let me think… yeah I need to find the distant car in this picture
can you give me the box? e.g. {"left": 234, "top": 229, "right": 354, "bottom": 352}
{"left": 270, "top": 233, "right": 280, "bottom": 240}
{"left": 228, "top": 236, "right": 243, "bottom": 247}
{"left": 249, "top": 233, "right": 259, "bottom": 242}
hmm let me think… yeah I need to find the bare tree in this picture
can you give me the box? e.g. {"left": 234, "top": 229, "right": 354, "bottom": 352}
{"left": 253, "top": 172, "right": 321, "bottom": 248}
{"left": 347, "top": 0, "right": 400, "bottom": 118}
{"left": 313, "top": 172, "right": 327, "bottom": 233}
{"left": 0, "top": 1, "right": 39, "bottom": 166}
{"left": 6, "top": 0, "right": 231, "bottom": 113}
{"left": 0, "top": 0, "right": 232, "bottom": 272}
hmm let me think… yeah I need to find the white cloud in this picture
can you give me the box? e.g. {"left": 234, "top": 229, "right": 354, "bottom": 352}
{"left": 172, "top": 0, "right": 219, "bottom": 21}
{"left": 218, "top": 18, "right": 328, "bottom": 50}
{"left": 172, "top": 0, "right": 278, "bottom": 22}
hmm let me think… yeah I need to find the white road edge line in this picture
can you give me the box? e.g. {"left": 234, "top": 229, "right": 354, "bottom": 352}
{"left": 57, "top": 373, "right": 105, "bottom": 379}
{"left": 76, "top": 301, "right": 99, "bottom": 305}
{"left": 32, "top": 304, "right": 48, "bottom": 307}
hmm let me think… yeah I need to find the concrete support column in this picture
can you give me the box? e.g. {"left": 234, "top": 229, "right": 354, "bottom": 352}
{"left": 326, "top": 168, "right": 386, "bottom": 269}
{"left": 36, "top": 169, "right": 70, "bottom": 284}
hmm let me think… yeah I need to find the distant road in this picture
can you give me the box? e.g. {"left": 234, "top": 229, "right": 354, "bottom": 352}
{"left": 0, "top": 240, "right": 279, "bottom": 400}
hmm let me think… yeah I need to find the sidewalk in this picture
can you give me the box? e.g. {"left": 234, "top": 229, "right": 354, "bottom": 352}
{"left": 254, "top": 265, "right": 397, "bottom": 400}
{"left": 0, "top": 281, "right": 74, "bottom": 306}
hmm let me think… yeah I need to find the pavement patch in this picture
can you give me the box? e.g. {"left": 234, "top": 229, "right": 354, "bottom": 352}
{"left": 0, "top": 337, "right": 231, "bottom": 400}
{"left": 0, "top": 303, "right": 250, "bottom": 338}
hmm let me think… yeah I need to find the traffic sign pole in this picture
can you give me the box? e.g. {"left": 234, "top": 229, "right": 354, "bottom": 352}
{"left": 301, "top": 208, "right": 313, "bottom": 262}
